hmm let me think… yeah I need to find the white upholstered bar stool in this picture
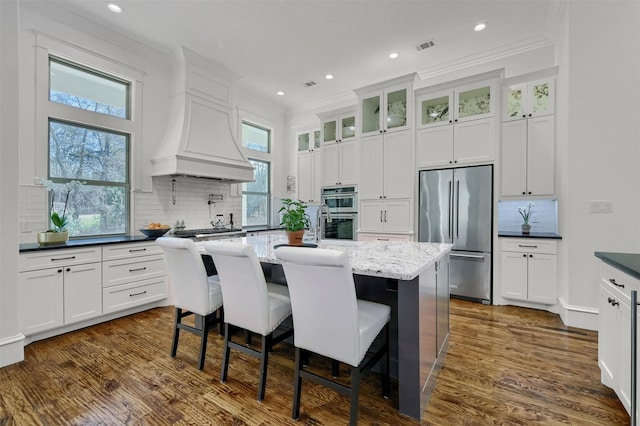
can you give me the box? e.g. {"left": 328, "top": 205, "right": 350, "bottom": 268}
{"left": 156, "top": 237, "right": 224, "bottom": 371}
{"left": 275, "top": 246, "right": 390, "bottom": 426}
{"left": 204, "top": 242, "right": 293, "bottom": 402}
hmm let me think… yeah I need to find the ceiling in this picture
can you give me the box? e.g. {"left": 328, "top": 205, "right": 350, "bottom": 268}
{"left": 41, "top": 0, "right": 557, "bottom": 112}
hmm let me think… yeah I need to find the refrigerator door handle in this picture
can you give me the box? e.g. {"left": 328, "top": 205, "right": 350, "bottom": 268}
{"left": 448, "top": 180, "right": 452, "bottom": 239}
{"left": 455, "top": 179, "right": 460, "bottom": 239}
{"left": 450, "top": 252, "right": 486, "bottom": 261}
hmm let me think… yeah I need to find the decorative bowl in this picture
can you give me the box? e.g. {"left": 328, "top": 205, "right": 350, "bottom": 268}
{"left": 139, "top": 228, "right": 171, "bottom": 238}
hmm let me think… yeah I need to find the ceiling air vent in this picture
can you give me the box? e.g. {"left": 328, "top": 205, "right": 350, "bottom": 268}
{"left": 304, "top": 81, "right": 316, "bottom": 87}
{"left": 416, "top": 39, "right": 436, "bottom": 51}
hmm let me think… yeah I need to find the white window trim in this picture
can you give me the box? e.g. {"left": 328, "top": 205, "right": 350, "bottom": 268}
{"left": 35, "top": 32, "right": 143, "bottom": 235}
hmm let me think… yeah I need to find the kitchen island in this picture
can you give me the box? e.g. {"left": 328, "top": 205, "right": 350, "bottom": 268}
{"left": 197, "top": 234, "right": 452, "bottom": 420}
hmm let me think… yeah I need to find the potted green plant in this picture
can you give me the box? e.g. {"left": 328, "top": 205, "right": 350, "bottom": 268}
{"left": 518, "top": 202, "right": 535, "bottom": 234}
{"left": 279, "top": 198, "right": 311, "bottom": 246}
{"left": 35, "top": 177, "right": 85, "bottom": 244}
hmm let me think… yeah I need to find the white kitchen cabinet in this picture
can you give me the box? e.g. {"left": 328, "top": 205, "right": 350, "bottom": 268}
{"left": 102, "top": 242, "right": 168, "bottom": 314}
{"left": 501, "top": 114, "right": 555, "bottom": 197}
{"left": 18, "top": 247, "right": 102, "bottom": 335}
{"left": 416, "top": 116, "right": 495, "bottom": 167}
{"left": 417, "top": 82, "right": 494, "bottom": 129}
{"left": 597, "top": 261, "right": 639, "bottom": 415}
{"left": 359, "top": 199, "right": 411, "bottom": 233}
{"left": 322, "top": 139, "right": 359, "bottom": 187}
{"left": 359, "top": 130, "right": 412, "bottom": 200}
{"left": 500, "top": 238, "right": 557, "bottom": 304}
{"left": 297, "top": 149, "right": 323, "bottom": 203}
{"left": 319, "top": 108, "right": 356, "bottom": 144}
{"left": 297, "top": 129, "right": 321, "bottom": 152}
{"left": 503, "top": 78, "right": 555, "bottom": 121}
{"left": 355, "top": 74, "right": 416, "bottom": 138}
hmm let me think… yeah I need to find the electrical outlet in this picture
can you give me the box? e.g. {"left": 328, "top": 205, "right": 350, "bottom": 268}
{"left": 590, "top": 200, "right": 614, "bottom": 213}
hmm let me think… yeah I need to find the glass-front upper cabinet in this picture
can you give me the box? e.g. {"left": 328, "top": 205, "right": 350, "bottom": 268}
{"left": 417, "top": 81, "right": 494, "bottom": 129}
{"left": 360, "top": 84, "right": 410, "bottom": 137}
{"left": 319, "top": 108, "right": 356, "bottom": 144}
{"left": 297, "top": 129, "right": 321, "bottom": 152}
{"left": 503, "top": 78, "right": 555, "bottom": 121}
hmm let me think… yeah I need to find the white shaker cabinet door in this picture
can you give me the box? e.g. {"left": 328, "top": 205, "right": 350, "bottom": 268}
{"left": 359, "top": 135, "right": 384, "bottom": 200}
{"left": 500, "top": 120, "right": 528, "bottom": 196}
{"left": 382, "top": 199, "right": 411, "bottom": 232}
{"left": 500, "top": 251, "right": 528, "bottom": 301}
{"left": 322, "top": 144, "right": 340, "bottom": 187}
{"left": 415, "top": 125, "right": 454, "bottom": 168}
{"left": 297, "top": 152, "right": 313, "bottom": 202}
{"left": 339, "top": 140, "right": 360, "bottom": 185}
{"left": 359, "top": 200, "right": 385, "bottom": 232}
{"left": 527, "top": 253, "right": 557, "bottom": 304}
{"left": 64, "top": 262, "right": 102, "bottom": 325}
{"left": 18, "top": 268, "right": 64, "bottom": 335}
{"left": 454, "top": 117, "right": 495, "bottom": 165}
{"left": 383, "top": 130, "right": 412, "bottom": 199}
{"left": 526, "top": 115, "right": 555, "bottom": 197}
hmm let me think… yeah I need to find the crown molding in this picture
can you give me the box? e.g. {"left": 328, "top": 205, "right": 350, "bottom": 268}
{"left": 416, "top": 35, "right": 553, "bottom": 81}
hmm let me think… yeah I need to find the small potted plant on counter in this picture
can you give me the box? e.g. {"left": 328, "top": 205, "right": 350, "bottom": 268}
{"left": 35, "top": 177, "right": 85, "bottom": 244}
{"left": 279, "top": 198, "right": 311, "bottom": 246}
{"left": 518, "top": 202, "right": 535, "bottom": 234}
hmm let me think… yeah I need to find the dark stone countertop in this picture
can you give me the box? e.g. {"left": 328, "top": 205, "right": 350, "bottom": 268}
{"left": 498, "top": 231, "right": 562, "bottom": 239}
{"left": 595, "top": 252, "right": 640, "bottom": 281}
{"left": 20, "top": 235, "right": 157, "bottom": 253}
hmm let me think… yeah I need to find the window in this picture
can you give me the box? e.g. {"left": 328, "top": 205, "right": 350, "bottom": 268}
{"left": 47, "top": 57, "right": 131, "bottom": 237}
{"left": 242, "top": 121, "right": 270, "bottom": 153}
{"left": 242, "top": 159, "right": 270, "bottom": 227}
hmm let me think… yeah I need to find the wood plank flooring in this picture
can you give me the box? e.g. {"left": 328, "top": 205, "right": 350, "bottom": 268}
{"left": 0, "top": 299, "right": 630, "bottom": 425}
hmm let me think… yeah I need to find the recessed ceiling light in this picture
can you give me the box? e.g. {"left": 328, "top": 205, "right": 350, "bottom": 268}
{"left": 474, "top": 22, "right": 487, "bottom": 32}
{"left": 107, "top": 3, "right": 123, "bottom": 13}
{"left": 276, "top": 91, "right": 284, "bottom": 96}
{"left": 325, "top": 74, "right": 334, "bottom": 80}
{"left": 389, "top": 52, "right": 399, "bottom": 59}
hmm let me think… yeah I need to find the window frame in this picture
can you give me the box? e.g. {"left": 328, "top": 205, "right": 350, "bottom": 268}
{"left": 36, "top": 34, "right": 143, "bottom": 238}
{"left": 241, "top": 120, "right": 271, "bottom": 154}
{"left": 242, "top": 158, "right": 271, "bottom": 228}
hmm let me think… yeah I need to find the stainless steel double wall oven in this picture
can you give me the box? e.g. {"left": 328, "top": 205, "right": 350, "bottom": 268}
{"left": 320, "top": 185, "right": 357, "bottom": 240}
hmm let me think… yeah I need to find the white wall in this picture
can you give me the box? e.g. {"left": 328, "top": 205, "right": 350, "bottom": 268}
{"left": 557, "top": 1, "right": 640, "bottom": 327}
{"left": 0, "top": 0, "right": 25, "bottom": 367}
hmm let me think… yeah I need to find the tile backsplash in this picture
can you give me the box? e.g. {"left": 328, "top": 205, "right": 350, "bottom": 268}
{"left": 498, "top": 199, "right": 558, "bottom": 233}
{"left": 133, "top": 176, "right": 242, "bottom": 231}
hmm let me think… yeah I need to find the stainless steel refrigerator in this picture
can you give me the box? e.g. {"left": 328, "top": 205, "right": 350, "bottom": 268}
{"left": 419, "top": 165, "right": 492, "bottom": 303}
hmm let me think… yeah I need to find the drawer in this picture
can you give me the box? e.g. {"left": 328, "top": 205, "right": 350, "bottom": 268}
{"left": 19, "top": 247, "right": 102, "bottom": 272}
{"left": 103, "top": 254, "right": 167, "bottom": 288}
{"left": 102, "top": 242, "right": 164, "bottom": 261}
{"left": 103, "top": 276, "right": 167, "bottom": 314}
{"left": 358, "top": 233, "right": 413, "bottom": 242}
{"left": 600, "top": 262, "right": 640, "bottom": 301}
{"left": 501, "top": 238, "right": 557, "bottom": 254}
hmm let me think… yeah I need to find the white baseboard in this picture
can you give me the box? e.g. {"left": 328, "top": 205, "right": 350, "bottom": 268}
{"left": 0, "top": 333, "right": 25, "bottom": 367}
{"left": 558, "top": 296, "right": 598, "bottom": 330}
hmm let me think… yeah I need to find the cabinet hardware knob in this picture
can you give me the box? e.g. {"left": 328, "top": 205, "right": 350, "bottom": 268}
{"left": 449, "top": 120, "right": 453, "bottom": 123}
{"left": 383, "top": 129, "right": 387, "bottom": 133}
{"left": 66, "top": 268, "right": 71, "bottom": 272}
{"left": 522, "top": 254, "right": 527, "bottom": 257}
{"left": 129, "top": 248, "right": 147, "bottom": 253}
{"left": 379, "top": 130, "right": 383, "bottom": 133}
{"left": 529, "top": 254, "right": 533, "bottom": 258}
{"left": 449, "top": 161, "right": 453, "bottom": 164}
{"left": 454, "top": 160, "right": 458, "bottom": 163}
{"left": 609, "top": 278, "right": 625, "bottom": 288}
{"left": 611, "top": 299, "right": 619, "bottom": 307}
{"left": 454, "top": 119, "right": 458, "bottom": 122}
{"left": 57, "top": 269, "right": 63, "bottom": 273}
{"left": 528, "top": 191, "right": 532, "bottom": 195}
{"left": 522, "top": 191, "right": 526, "bottom": 195}
{"left": 528, "top": 114, "right": 532, "bottom": 117}
{"left": 523, "top": 114, "right": 527, "bottom": 118}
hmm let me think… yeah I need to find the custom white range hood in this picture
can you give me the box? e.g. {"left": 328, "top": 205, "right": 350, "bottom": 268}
{"left": 151, "top": 47, "right": 254, "bottom": 183}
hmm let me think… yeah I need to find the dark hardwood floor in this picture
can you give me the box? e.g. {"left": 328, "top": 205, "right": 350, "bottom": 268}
{"left": 0, "top": 299, "right": 629, "bottom": 425}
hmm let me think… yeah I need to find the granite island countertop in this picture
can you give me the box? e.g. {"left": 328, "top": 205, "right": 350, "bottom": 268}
{"left": 197, "top": 234, "right": 452, "bottom": 281}
{"left": 595, "top": 251, "right": 640, "bottom": 280}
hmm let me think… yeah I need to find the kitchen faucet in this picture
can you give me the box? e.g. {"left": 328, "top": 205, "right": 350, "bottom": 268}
{"left": 316, "top": 203, "right": 332, "bottom": 242}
